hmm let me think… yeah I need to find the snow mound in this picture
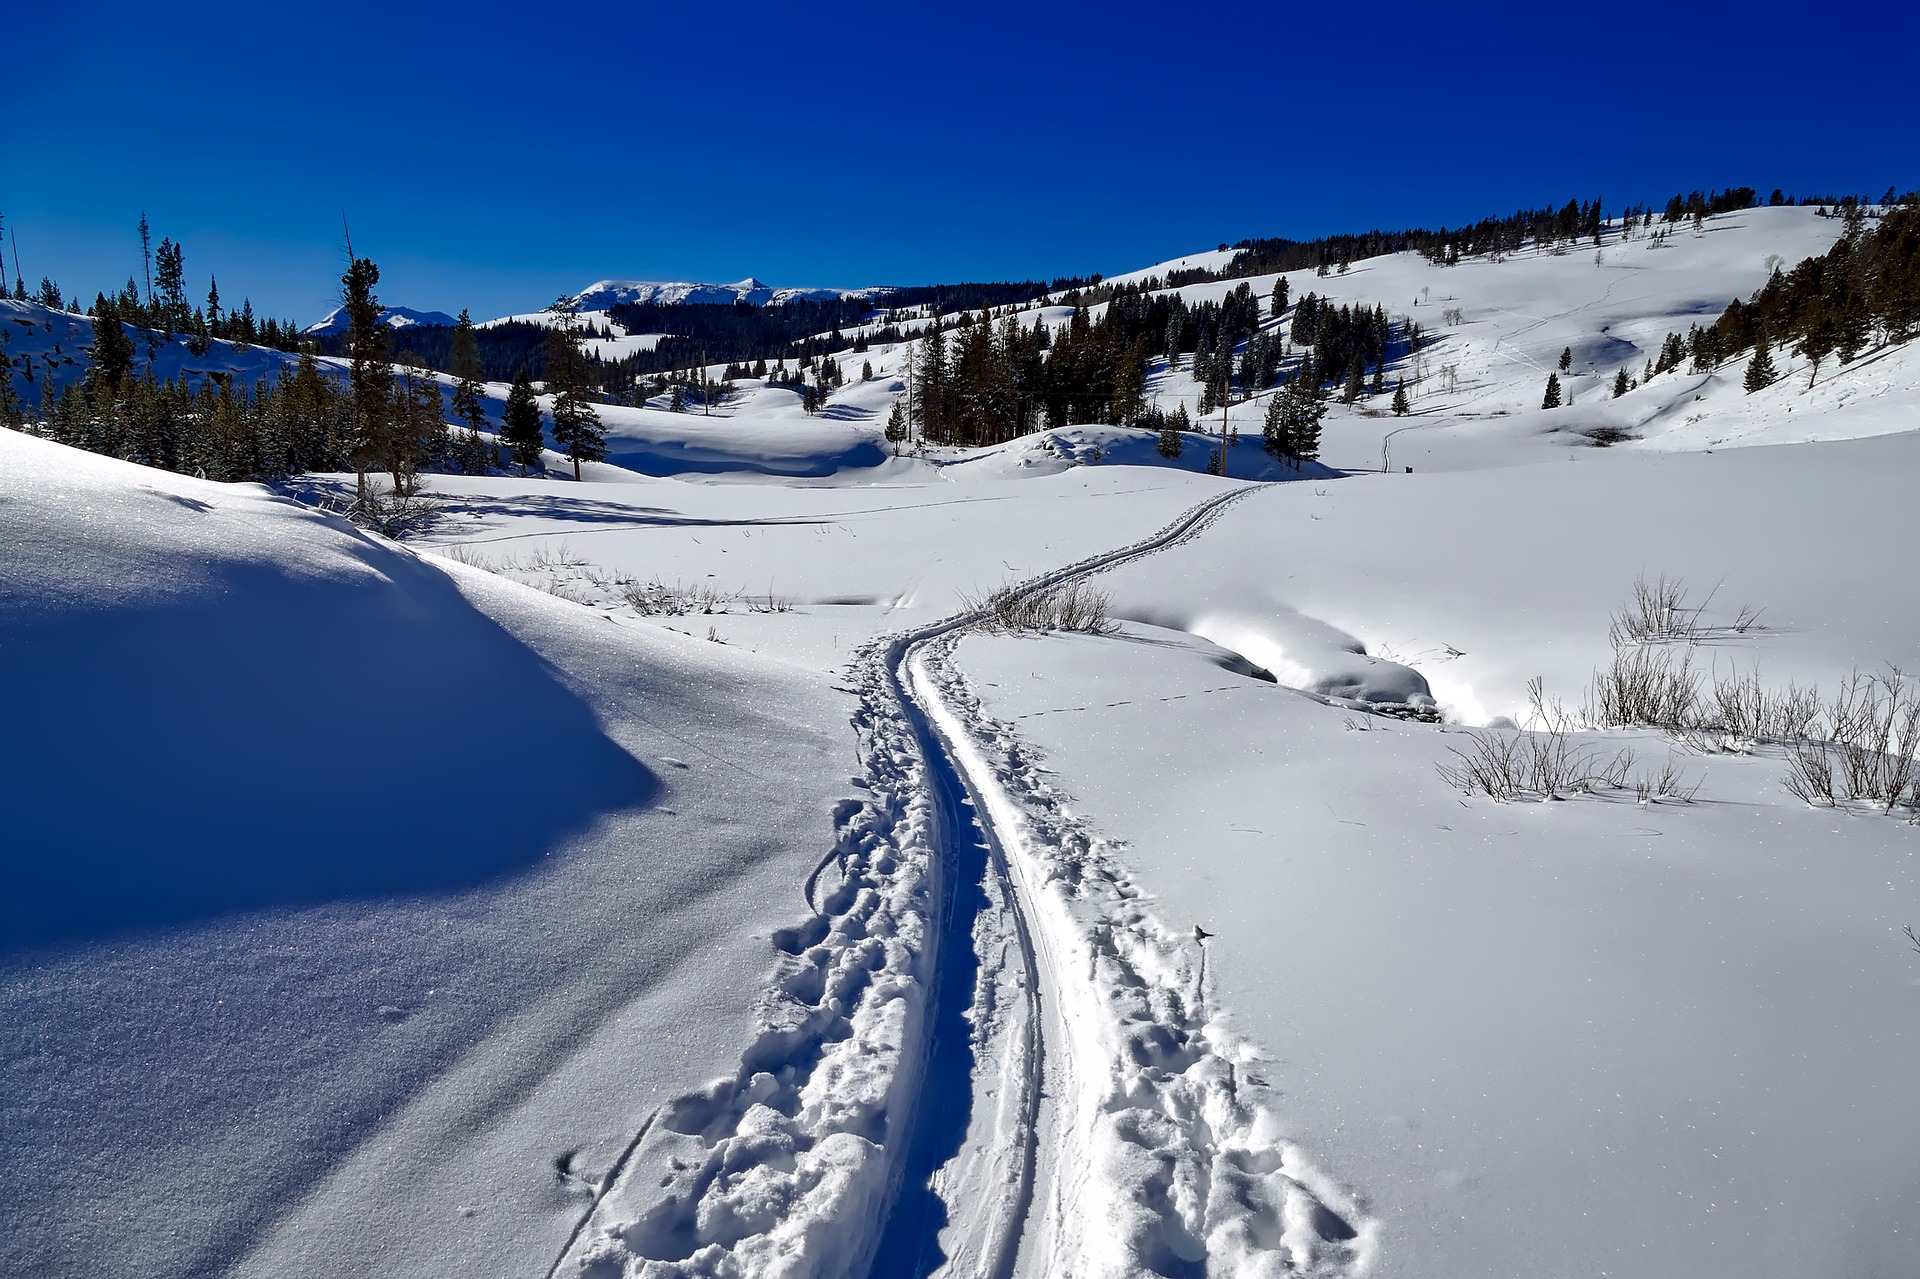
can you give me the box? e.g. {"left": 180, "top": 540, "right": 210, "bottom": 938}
{"left": 938, "top": 424, "right": 1342, "bottom": 483}
{"left": 0, "top": 428, "right": 649, "bottom": 949}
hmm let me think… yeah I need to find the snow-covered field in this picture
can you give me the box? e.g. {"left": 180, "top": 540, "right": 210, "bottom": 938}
{"left": 6, "top": 206, "right": 1918, "bottom": 1278}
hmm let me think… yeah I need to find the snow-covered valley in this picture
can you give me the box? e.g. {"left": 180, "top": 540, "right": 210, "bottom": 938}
{"left": 4, "top": 205, "right": 1918, "bottom": 1279}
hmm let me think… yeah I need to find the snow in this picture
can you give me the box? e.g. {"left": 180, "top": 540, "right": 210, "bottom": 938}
{"left": 569, "top": 277, "right": 887, "bottom": 311}
{"left": 0, "top": 431, "right": 860, "bottom": 1279}
{"left": 479, "top": 307, "right": 668, "bottom": 361}
{"left": 9, "top": 201, "right": 1920, "bottom": 1279}
{"left": 304, "top": 303, "right": 460, "bottom": 335}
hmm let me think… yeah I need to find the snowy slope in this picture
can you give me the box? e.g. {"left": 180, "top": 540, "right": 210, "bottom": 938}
{"left": 479, "top": 307, "right": 667, "bottom": 361}
{"left": 10, "top": 199, "right": 1920, "bottom": 1279}
{"left": 0, "top": 430, "right": 861, "bottom": 1279}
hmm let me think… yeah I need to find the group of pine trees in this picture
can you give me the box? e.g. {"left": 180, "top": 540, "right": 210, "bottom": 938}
{"left": 8, "top": 249, "right": 614, "bottom": 493}
{"left": 1609, "top": 195, "right": 1920, "bottom": 398}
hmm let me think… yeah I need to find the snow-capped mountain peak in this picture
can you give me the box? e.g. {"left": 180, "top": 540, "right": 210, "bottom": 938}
{"left": 303, "top": 304, "right": 458, "bottom": 336}
{"left": 568, "top": 278, "right": 885, "bottom": 311}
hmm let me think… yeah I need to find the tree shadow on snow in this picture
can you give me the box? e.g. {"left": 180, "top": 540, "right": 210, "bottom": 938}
{"left": 0, "top": 536, "right": 656, "bottom": 953}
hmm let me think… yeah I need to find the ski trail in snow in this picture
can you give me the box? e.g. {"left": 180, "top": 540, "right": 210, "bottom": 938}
{"left": 551, "top": 485, "right": 1371, "bottom": 1279}
{"left": 882, "top": 487, "right": 1376, "bottom": 1279}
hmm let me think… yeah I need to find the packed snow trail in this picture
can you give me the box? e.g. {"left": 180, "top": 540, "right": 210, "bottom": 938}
{"left": 556, "top": 485, "right": 1373, "bottom": 1278}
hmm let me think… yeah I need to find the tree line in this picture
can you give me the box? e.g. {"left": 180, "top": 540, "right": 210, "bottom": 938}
{"left": 6, "top": 256, "right": 610, "bottom": 503}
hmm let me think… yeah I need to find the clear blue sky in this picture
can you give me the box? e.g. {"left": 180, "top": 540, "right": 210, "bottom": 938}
{"left": 7, "top": 0, "right": 1916, "bottom": 326}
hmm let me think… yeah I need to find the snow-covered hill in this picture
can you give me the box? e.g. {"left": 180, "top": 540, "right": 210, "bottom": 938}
{"left": 8, "top": 199, "right": 1920, "bottom": 1279}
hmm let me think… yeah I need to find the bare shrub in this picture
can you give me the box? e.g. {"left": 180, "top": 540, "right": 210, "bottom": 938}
{"left": 437, "top": 542, "right": 497, "bottom": 570}
{"left": 1783, "top": 740, "right": 1837, "bottom": 806}
{"left": 745, "top": 591, "right": 793, "bottom": 614}
{"left": 1609, "top": 573, "right": 1694, "bottom": 646}
{"left": 1608, "top": 574, "right": 1762, "bottom": 648}
{"left": 1585, "top": 646, "right": 1701, "bottom": 727}
{"left": 964, "top": 579, "right": 1118, "bottom": 636}
{"left": 1774, "top": 670, "right": 1920, "bottom": 812}
{"left": 1824, "top": 670, "right": 1920, "bottom": 813}
{"left": 343, "top": 479, "right": 441, "bottom": 538}
{"left": 623, "top": 579, "right": 739, "bottom": 616}
{"left": 1437, "top": 723, "right": 1634, "bottom": 802}
{"left": 1710, "top": 668, "right": 1820, "bottom": 741}
{"left": 1633, "top": 755, "right": 1701, "bottom": 804}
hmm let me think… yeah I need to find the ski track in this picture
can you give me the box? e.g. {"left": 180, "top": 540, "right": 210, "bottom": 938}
{"left": 555, "top": 486, "right": 1375, "bottom": 1279}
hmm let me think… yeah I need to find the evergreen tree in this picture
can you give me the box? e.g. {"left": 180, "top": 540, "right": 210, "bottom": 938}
{"left": 1157, "top": 416, "right": 1183, "bottom": 459}
{"left": 1801, "top": 303, "right": 1835, "bottom": 388}
{"left": 1541, "top": 372, "right": 1562, "bottom": 408}
{"left": 1342, "top": 351, "right": 1364, "bottom": 404}
{"left": 87, "top": 297, "right": 135, "bottom": 390}
{"left": 1269, "top": 276, "right": 1289, "bottom": 318}
{"left": 541, "top": 300, "right": 605, "bottom": 479}
{"left": 884, "top": 399, "right": 908, "bottom": 455}
{"left": 138, "top": 211, "right": 153, "bottom": 306}
{"left": 340, "top": 254, "right": 393, "bottom": 496}
{"left": 1743, "top": 334, "right": 1776, "bottom": 393}
{"left": 1391, "top": 380, "right": 1409, "bottom": 416}
{"left": 448, "top": 309, "right": 489, "bottom": 449}
{"left": 501, "top": 366, "right": 544, "bottom": 474}
{"left": 154, "top": 238, "right": 187, "bottom": 332}
{"left": 1264, "top": 375, "right": 1325, "bottom": 465}
{"left": 1558, "top": 346, "right": 1572, "bottom": 373}
{"left": 391, "top": 358, "right": 447, "bottom": 492}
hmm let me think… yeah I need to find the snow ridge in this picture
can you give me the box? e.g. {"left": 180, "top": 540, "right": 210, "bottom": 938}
{"left": 569, "top": 279, "right": 888, "bottom": 311}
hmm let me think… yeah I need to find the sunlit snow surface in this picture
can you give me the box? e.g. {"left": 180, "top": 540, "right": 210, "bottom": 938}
{"left": 5, "top": 206, "right": 1920, "bottom": 1278}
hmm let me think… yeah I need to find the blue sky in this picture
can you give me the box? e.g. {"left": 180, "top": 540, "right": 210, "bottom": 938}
{"left": 8, "top": 0, "right": 1916, "bottom": 326}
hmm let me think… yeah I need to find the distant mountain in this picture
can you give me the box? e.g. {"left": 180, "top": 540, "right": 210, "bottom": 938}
{"left": 304, "top": 305, "right": 460, "bottom": 337}
{"left": 569, "top": 278, "right": 888, "bottom": 311}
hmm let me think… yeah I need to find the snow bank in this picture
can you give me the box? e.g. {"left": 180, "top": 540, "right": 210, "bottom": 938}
{"left": 0, "top": 429, "right": 860, "bottom": 1279}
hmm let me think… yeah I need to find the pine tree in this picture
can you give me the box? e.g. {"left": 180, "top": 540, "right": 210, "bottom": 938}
{"left": 391, "top": 358, "right": 447, "bottom": 492}
{"left": 884, "top": 400, "right": 908, "bottom": 455}
{"left": 138, "top": 211, "right": 153, "bottom": 306}
{"left": 1613, "top": 368, "right": 1630, "bottom": 398}
{"left": 1541, "top": 372, "right": 1562, "bottom": 408}
{"left": 1743, "top": 334, "right": 1776, "bottom": 393}
{"left": 340, "top": 254, "right": 392, "bottom": 496}
{"left": 1391, "top": 380, "right": 1409, "bottom": 416}
{"left": 1342, "top": 351, "right": 1364, "bottom": 404}
{"left": 541, "top": 300, "right": 605, "bottom": 479}
{"left": 1264, "top": 375, "right": 1325, "bottom": 466}
{"left": 501, "top": 366, "right": 544, "bottom": 474}
{"left": 1801, "top": 304, "right": 1836, "bottom": 388}
{"left": 1558, "top": 346, "right": 1572, "bottom": 373}
{"left": 87, "top": 297, "right": 135, "bottom": 390}
{"left": 1157, "top": 416, "right": 1183, "bottom": 459}
{"left": 448, "top": 309, "right": 489, "bottom": 452}
{"left": 1269, "top": 276, "right": 1289, "bottom": 319}
{"left": 1262, "top": 393, "right": 1289, "bottom": 461}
